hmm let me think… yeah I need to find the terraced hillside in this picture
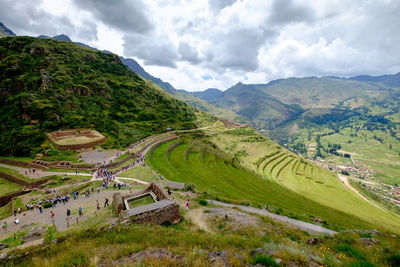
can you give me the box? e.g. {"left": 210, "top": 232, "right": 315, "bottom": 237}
{"left": 149, "top": 133, "right": 400, "bottom": 233}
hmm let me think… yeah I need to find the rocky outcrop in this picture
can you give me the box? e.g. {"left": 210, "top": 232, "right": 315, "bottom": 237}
{"left": 22, "top": 226, "right": 45, "bottom": 243}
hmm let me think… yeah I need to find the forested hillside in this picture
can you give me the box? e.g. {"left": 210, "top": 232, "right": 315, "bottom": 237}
{"left": 0, "top": 37, "right": 198, "bottom": 156}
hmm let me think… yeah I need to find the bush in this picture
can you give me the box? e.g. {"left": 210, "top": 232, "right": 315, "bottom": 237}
{"left": 185, "top": 183, "right": 195, "bottom": 192}
{"left": 43, "top": 202, "right": 53, "bottom": 209}
{"left": 250, "top": 254, "right": 279, "bottom": 267}
{"left": 199, "top": 199, "right": 208, "bottom": 206}
{"left": 387, "top": 254, "right": 400, "bottom": 267}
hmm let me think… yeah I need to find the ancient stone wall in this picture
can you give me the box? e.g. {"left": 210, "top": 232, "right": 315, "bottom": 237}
{"left": 104, "top": 153, "right": 136, "bottom": 169}
{"left": 145, "top": 182, "right": 167, "bottom": 200}
{"left": 0, "top": 171, "right": 49, "bottom": 188}
{"left": 130, "top": 202, "right": 180, "bottom": 225}
{"left": 147, "top": 136, "right": 179, "bottom": 161}
{"left": 53, "top": 137, "right": 106, "bottom": 150}
{"left": 112, "top": 192, "right": 124, "bottom": 215}
{"left": 0, "top": 158, "right": 46, "bottom": 169}
{"left": 0, "top": 190, "right": 32, "bottom": 207}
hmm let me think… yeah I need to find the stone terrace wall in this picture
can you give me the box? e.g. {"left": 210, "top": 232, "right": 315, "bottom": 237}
{"left": 0, "top": 190, "right": 31, "bottom": 208}
{"left": 147, "top": 136, "right": 179, "bottom": 161}
{"left": 0, "top": 158, "right": 46, "bottom": 169}
{"left": 145, "top": 182, "right": 168, "bottom": 200}
{"left": 130, "top": 202, "right": 180, "bottom": 225}
{"left": 112, "top": 192, "right": 124, "bottom": 215}
{"left": 0, "top": 171, "right": 49, "bottom": 188}
{"left": 104, "top": 153, "right": 136, "bottom": 169}
{"left": 53, "top": 137, "right": 106, "bottom": 151}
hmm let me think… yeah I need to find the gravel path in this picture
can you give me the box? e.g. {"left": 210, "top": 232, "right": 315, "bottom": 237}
{"left": 208, "top": 200, "right": 337, "bottom": 235}
{"left": 0, "top": 188, "right": 131, "bottom": 240}
{"left": 0, "top": 163, "right": 83, "bottom": 179}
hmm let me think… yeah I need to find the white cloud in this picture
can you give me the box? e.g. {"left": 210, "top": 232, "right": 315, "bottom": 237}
{"left": 2, "top": 0, "right": 400, "bottom": 91}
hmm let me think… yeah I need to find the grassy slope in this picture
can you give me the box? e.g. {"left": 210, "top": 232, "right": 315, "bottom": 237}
{"left": 118, "top": 165, "right": 157, "bottom": 182}
{"left": 205, "top": 127, "right": 400, "bottom": 233}
{"left": 150, "top": 140, "right": 384, "bottom": 231}
{"left": 0, "top": 177, "right": 21, "bottom": 196}
{"left": 0, "top": 36, "right": 198, "bottom": 156}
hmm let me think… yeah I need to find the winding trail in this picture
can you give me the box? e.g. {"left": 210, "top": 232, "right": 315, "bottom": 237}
{"left": 337, "top": 174, "right": 388, "bottom": 213}
{"left": 208, "top": 200, "right": 337, "bottom": 235}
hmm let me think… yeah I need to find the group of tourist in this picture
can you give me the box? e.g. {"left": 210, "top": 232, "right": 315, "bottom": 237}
{"left": 24, "top": 168, "right": 40, "bottom": 176}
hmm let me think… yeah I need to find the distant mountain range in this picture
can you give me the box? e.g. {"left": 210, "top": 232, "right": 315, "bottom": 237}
{"left": 0, "top": 22, "right": 16, "bottom": 37}
{"left": 1, "top": 22, "right": 399, "bottom": 137}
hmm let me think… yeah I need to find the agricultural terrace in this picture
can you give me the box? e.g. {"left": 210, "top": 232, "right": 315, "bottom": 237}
{"left": 152, "top": 126, "right": 400, "bottom": 233}
{"left": 149, "top": 135, "right": 398, "bottom": 232}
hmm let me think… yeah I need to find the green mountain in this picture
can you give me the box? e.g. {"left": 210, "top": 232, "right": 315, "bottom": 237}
{"left": 0, "top": 36, "right": 198, "bottom": 156}
{"left": 192, "top": 88, "right": 223, "bottom": 104}
{"left": 121, "top": 57, "right": 249, "bottom": 124}
{"left": 0, "top": 22, "right": 16, "bottom": 37}
{"left": 349, "top": 72, "right": 400, "bottom": 88}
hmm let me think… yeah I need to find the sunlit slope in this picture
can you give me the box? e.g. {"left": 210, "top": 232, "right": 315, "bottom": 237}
{"left": 150, "top": 139, "right": 381, "bottom": 230}
{"left": 205, "top": 126, "right": 400, "bottom": 233}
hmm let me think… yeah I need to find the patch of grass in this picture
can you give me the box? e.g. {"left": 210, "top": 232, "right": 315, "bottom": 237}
{"left": 0, "top": 177, "right": 21, "bottom": 196}
{"left": 117, "top": 165, "right": 156, "bottom": 182}
{"left": 127, "top": 195, "right": 154, "bottom": 208}
{"left": 0, "top": 201, "right": 12, "bottom": 219}
{"left": 335, "top": 243, "right": 365, "bottom": 260}
{"left": 0, "top": 166, "right": 34, "bottom": 181}
{"left": 250, "top": 254, "right": 279, "bottom": 266}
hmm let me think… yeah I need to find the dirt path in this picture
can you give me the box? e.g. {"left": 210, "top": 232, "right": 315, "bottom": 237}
{"left": 337, "top": 174, "right": 387, "bottom": 212}
{"left": 208, "top": 200, "right": 336, "bottom": 235}
{"left": 185, "top": 207, "right": 213, "bottom": 233}
{"left": 0, "top": 163, "right": 86, "bottom": 179}
{"left": 0, "top": 188, "right": 131, "bottom": 240}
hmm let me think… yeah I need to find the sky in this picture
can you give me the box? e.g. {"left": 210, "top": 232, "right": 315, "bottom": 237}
{"left": 1, "top": 0, "right": 400, "bottom": 91}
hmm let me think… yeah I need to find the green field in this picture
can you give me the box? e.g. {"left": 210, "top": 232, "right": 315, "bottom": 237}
{"left": 0, "top": 166, "right": 35, "bottom": 182}
{"left": 0, "top": 178, "right": 21, "bottom": 196}
{"left": 127, "top": 195, "right": 154, "bottom": 208}
{"left": 149, "top": 138, "right": 400, "bottom": 232}
{"left": 118, "top": 165, "right": 156, "bottom": 182}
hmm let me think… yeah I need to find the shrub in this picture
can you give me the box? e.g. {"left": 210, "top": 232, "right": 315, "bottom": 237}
{"left": 387, "top": 254, "right": 400, "bottom": 267}
{"left": 199, "top": 199, "right": 208, "bottom": 206}
{"left": 43, "top": 202, "right": 53, "bottom": 209}
{"left": 185, "top": 183, "right": 195, "bottom": 192}
{"left": 250, "top": 254, "right": 279, "bottom": 267}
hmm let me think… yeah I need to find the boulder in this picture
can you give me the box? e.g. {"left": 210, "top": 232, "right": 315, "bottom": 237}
{"left": 306, "top": 237, "right": 320, "bottom": 245}
{"left": 359, "top": 237, "right": 380, "bottom": 246}
{"left": 0, "top": 243, "right": 8, "bottom": 250}
{"left": 250, "top": 247, "right": 264, "bottom": 256}
{"left": 207, "top": 250, "right": 230, "bottom": 266}
{"left": 22, "top": 226, "right": 45, "bottom": 243}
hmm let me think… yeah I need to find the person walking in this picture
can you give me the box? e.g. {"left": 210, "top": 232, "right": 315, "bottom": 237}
{"left": 50, "top": 211, "right": 55, "bottom": 219}
{"left": 96, "top": 200, "right": 100, "bottom": 210}
{"left": 185, "top": 198, "right": 190, "bottom": 210}
{"left": 78, "top": 207, "right": 83, "bottom": 216}
{"left": 2, "top": 222, "right": 7, "bottom": 232}
{"left": 66, "top": 209, "right": 71, "bottom": 217}
{"left": 39, "top": 205, "right": 43, "bottom": 214}
{"left": 104, "top": 198, "right": 109, "bottom": 207}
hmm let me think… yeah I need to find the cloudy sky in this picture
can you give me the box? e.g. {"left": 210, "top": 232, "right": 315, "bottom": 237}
{"left": 1, "top": 0, "right": 400, "bottom": 91}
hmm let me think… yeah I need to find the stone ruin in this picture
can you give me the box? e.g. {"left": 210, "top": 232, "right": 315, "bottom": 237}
{"left": 113, "top": 182, "right": 180, "bottom": 225}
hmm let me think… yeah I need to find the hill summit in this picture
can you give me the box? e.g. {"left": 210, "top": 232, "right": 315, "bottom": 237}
{"left": 0, "top": 36, "right": 198, "bottom": 156}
